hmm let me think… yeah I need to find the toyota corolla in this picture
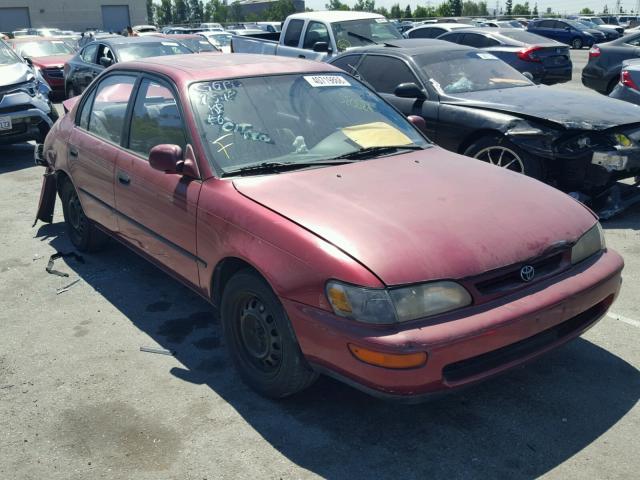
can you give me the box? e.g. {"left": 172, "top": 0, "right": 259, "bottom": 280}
{"left": 35, "top": 54, "right": 623, "bottom": 401}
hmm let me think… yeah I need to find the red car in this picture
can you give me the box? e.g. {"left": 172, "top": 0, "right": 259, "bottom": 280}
{"left": 8, "top": 37, "right": 75, "bottom": 95}
{"left": 35, "top": 54, "right": 623, "bottom": 401}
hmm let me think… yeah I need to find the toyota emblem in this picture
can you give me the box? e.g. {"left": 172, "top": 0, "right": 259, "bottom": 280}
{"left": 520, "top": 265, "right": 535, "bottom": 282}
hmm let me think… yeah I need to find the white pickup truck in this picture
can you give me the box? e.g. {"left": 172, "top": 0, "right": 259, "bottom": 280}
{"left": 231, "top": 11, "right": 404, "bottom": 61}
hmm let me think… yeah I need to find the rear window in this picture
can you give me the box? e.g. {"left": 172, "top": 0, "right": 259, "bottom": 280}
{"left": 498, "top": 30, "right": 556, "bottom": 44}
{"left": 283, "top": 19, "right": 304, "bottom": 47}
{"left": 117, "top": 41, "right": 192, "bottom": 61}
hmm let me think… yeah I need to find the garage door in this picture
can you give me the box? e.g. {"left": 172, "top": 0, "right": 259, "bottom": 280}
{"left": 0, "top": 7, "right": 31, "bottom": 33}
{"left": 101, "top": 5, "right": 131, "bottom": 33}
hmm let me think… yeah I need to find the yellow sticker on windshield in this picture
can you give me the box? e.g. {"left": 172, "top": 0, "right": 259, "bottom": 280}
{"left": 341, "top": 122, "right": 412, "bottom": 148}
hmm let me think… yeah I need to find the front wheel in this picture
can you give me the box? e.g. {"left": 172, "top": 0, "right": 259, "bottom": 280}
{"left": 464, "top": 136, "right": 544, "bottom": 180}
{"left": 60, "top": 179, "right": 108, "bottom": 252}
{"left": 571, "top": 37, "right": 583, "bottom": 49}
{"left": 221, "top": 270, "right": 318, "bottom": 398}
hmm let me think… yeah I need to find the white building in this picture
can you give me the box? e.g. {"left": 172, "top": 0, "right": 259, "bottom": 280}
{"left": 0, "top": 1, "right": 147, "bottom": 33}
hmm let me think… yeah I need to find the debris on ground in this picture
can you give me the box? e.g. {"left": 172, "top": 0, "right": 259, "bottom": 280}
{"left": 45, "top": 251, "right": 84, "bottom": 277}
{"left": 56, "top": 279, "right": 81, "bottom": 295}
{"left": 140, "top": 346, "right": 175, "bottom": 356}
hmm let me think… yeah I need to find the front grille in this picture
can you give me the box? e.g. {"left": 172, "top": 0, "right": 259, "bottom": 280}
{"left": 442, "top": 298, "right": 610, "bottom": 383}
{"left": 473, "top": 252, "right": 566, "bottom": 297}
{"left": 43, "top": 68, "right": 63, "bottom": 79}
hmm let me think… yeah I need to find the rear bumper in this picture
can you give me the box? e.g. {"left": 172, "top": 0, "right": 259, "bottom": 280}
{"left": 285, "top": 249, "right": 623, "bottom": 400}
{"left": 539, "top": 66, "right": 572, "bottom": 84}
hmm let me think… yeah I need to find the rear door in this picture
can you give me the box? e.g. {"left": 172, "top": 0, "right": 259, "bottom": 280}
{"left": 115, "top": 76, "right": 202, "bottom": 287}
{"left": 67, "top": 73, "right": 137, "bottom": 233}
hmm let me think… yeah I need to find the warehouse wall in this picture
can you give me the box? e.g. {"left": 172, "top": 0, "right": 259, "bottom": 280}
{"left": 0, "top": 1, "right": 147, "bottom": 32}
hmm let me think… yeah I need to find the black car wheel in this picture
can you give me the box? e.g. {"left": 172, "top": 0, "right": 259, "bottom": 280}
{"left": 221, "top": 270, "right": 318, "bottom": 398}
{"left": 60, "top": 179, "right": 108, "bottom": 252}
{"left": 571, "top": 37, "right": 583, "bottom": 49}
{"left": 464, "top": 136, "right": 544, "bottom": 180}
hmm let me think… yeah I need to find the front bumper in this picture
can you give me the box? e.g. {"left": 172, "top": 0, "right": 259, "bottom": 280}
{"left": 285, "top": 249, "right": 623, "bottom": 400}
{"left": 0, "top": 91, "right": 55, "bottom": 145}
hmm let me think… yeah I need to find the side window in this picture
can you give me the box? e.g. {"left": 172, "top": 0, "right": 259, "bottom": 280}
{"left": 462, "top": 34, "right": 499, "bottom": 48}
{"left": 331, "top": 54, "right": 362, "bottom": 77}
{"left": 537, "top": 20, "right": 553, "bottom": 28}
{"left": 283, "top": 19, "right": 304, "bottom": 47}
{"left": 625, "top": 35, "right": 640, "bottom": 46}
{"left": 96, "top": 44, "right": 115, "bottom": 64}
{"left": 81, "top": 44, "right": 98, "bottom": 63}
{"left": 442, "top": 33, "right": 463, "bottom": 43}
{"left": 77, "top": 89, "right": 96, "bottom": 129}
{"left": 128, "top": 79, "right": 186, "bottom": 158}
{"left": 410, "top": 27, "right": 443, "bottom": 38}
{"left": 88, "top": 75, "right": 136, "bottom": 144}
{"left": 357, "top": 55, "right": 420, "bottom": 94}
{"left": 554, "top": 21, "right": 567, "bottom": 29}
{"left": 303, "top": 21, "right": 330, "bottom": 49}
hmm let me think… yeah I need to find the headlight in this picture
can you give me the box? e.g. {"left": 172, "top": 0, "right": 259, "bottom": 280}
{"left": 571, "top": 223, "right": 605, "bottom": 265}
{"left": 326, "top": 280, "right": 472, "bottom": 324}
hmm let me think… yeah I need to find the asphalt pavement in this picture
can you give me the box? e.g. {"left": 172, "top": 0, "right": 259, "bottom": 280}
{"left": 0, "top": 48, "right": 638, "bottom": 480}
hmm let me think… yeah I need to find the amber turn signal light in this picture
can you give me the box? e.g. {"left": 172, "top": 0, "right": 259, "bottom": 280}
{"left": 348, "top": 344, "right": 427, "bottom": 369}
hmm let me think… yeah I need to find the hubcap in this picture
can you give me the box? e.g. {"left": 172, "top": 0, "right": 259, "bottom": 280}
{"left": 473, "top": 146, "right": 525, "bottom": 174}
{"left": 238, "top": 296, "right": 282, "bottom": 372}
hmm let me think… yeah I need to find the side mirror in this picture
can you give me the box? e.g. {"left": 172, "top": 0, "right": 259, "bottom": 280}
{"left": 99, "top": 56, "right": 113, "bottom": 68}
{"left": 149, "top": 144, "right": 183, "bottom": 174}
{"left": 407, "top": 115, "right": 427, "bottom": 132}
{"left": 522, "top": 71, "right": 534, "bottom": 81}
{"left": 23, "top": 56, "right": 33, "bottom": 66}
{"left": 394, "top": 82, "right": 427, "bottom": 100}
{"left": 312, "top": 41, "right": 330, "bottom": 52}
{"left": 565, "top": 26, "right": 572, "bottom": 31}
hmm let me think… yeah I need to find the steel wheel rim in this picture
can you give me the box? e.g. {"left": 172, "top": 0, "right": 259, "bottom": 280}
{"left": 237, "top": 295, "right": 282, "bottom": 374}
{"left": 473, "top": 145, "right": 525, "bottom": 174}
{"left": 68, "top": 193, "right": 86, "bottom": 237}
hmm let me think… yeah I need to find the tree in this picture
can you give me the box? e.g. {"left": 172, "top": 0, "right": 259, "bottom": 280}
{"left": 512, "top": 2, "right": 530, "bottom": 15}
{"left": 265, "top": 0, "right": 297, "bottom": 20}
{"left": 505, "top": 0, "right": 513, "bottom": 15}
{"left": 158, "top": 0, "right": 173, "bottom": 25}
{"left": 580, "top": 7, "right": 594, "bottom": 14}
{"left": 413, "top": 6, "right": 429, "bottom": 17}
{"left": 375, "top": 6, "right": 390, "bottom": 16}
{"left": 146, "top": 0, "right": 154, "bottom": 23}
{"left": 229, "top": 0, "right": 245, "bottom": 21}
{"left": 450, "top": 0, "right": 463, "bottom": 15}
{"left": 404, "top": 4, "right": 412, "bottom": 18}
{"left": 435, "top": 2, "right": 453, "bottom": 16}
{"left": 326, "top": 0, "right": 350, "bottom": 10}
{"left": 462, "top": 1, "right": 489, "bottom": 15}
{"left": 354, "top": 0, "right": 376, "bottom": 11}
{"left": 174, "top": 0, "right": 188, "bottom": 23}
{"left": 189, "top": 0, "right": 203, "bottom": 21}
{"left": 546, "top": 6, "right": 552, "bottom": 14}
{"left": 390, "top": 3, "right": 402, "bottom": 18}
{"left": 532, "top": 3, "right": 538, "bottom": 16}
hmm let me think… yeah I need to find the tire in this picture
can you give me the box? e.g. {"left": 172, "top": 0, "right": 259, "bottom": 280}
{"left": 464, "top": 136, "right": 544, "bottom": 180}
{"left": 571, "top": 37, "right": 583, "bottom": 49}
{"left": 221, "top": 270, "right": 318, "bottom": 398}
{"left": 60, "top": 179, "right": 108, "bottom": 252}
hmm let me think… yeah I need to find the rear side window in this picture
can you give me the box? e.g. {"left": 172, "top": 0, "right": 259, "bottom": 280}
{"left": 357, "top": 55, "right": 420, "bottom": 94}
{"left": 81, "top": 44, "right": 97, "bottom": 63}
{"left": 128, "top": 79, "right": 186, "bottom": 158}
{"left": 283, "top": 19, "right": 304, "bottom": 47}
{"left": 78, "top": 89, "right": 96, "bottom": 130}
{"left": 410, "top": 27, "right": 444, "bottom": 38}
{"left": 441, "top": 32, "right": 463, "bottom": 43}
{"left": 331, "top": 54, "right": 363, "bottom": 77}
{"left": 536, "top": 20, "right": 554, "bottom": 28}
{"left": 460, "top": 33, "right": 500, "bottom": 48}
{"left": 88, "top": 75, "right": 136, "bottom": 144}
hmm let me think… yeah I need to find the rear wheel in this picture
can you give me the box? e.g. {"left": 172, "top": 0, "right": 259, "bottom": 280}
{"left": 221, "top": 270, "right": 318, "bottom": 398}
{"left": 571, "top": 37, "right": 584, "bottom": 49}
{"left": 60, "top": 179, "right": 108, "bottom": 252}
{"left": 464, "top": 136, "right": 544, "bottom": 180}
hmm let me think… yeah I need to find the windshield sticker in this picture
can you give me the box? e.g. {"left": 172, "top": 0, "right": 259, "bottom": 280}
{"left": 341, "top": 122, "right": 412, "bottom": 148}
{"left": 336, "top": 39, "right": 351, "bottom": 50}
{"left": 375, "top": 18, "right": 388, "bottom": 23}
{"left": 477, "top": 53, "right": 498, "bottom": 60}
{"left": 161, "top": 41, "right": 179, "bottom": 46}
{"left": 52, "top": 41, "right": 64, "bottom": 44}
{"left": 304, "top": 75, "right": 351, "bottom": 87}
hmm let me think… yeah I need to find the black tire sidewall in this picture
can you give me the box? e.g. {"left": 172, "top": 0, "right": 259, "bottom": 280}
{"left": 464, "top": 136, "right": 544, "bottom": 180}
{"left": 572, "top": 38, "right": 583, "bottom": 49}
{"left": 60, "top": 180, "right": 90, "bottom": 251}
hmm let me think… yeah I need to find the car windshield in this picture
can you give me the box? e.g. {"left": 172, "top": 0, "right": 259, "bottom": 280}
{"left": 179, "top": 37, "right": 217, "bottom": 52}
{"left": 566, "top": 20, "right": 588, "bottom": 31}
{"left": 579, "top": 20, "right": 597, "bottom": 28}
{"left": 331, "top": 19, "right": 403, "bottom": 50}
{"left": 417, "top": 50, "right": 532, "bottom": 94}
{"left": 14, "top": 40, "right": 74, "bottom": 57}
{"left": 117, "top": 41, "right": 192, "bottom": 61}
{"left": 498, "top": 30, "right": 553, "bottom": 43}
{"left": 589, "top": 17, "right": 605, "bottom": 25}
{"left": 207, "top": 33, "right": 232, "bottom": 46}
{"left": 0, "top": 42, "right": 20, "bottom": 65}
{"left": 498, "top": 21, "right": 522, "bottom": 28}
{"left": 189, "top": 73, "right": 429, "bottom": 174}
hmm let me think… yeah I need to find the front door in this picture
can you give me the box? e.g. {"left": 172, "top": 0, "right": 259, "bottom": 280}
{"left": 115, "top": 77, "right": 201, "bottom": 287}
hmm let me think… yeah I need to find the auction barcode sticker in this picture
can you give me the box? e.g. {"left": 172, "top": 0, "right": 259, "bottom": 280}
{"left": 304, "top": 75, "right": 351, "bottom": 87}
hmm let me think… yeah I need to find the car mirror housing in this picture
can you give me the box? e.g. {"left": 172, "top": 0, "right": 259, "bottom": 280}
{"left": 149, "top": 144, "right": 183, "bottom": 174}
{"left": 394, "top": 82, "right": 427, "bottom": 100}
{"left": 99, "top": 57, "right": 114, "bottom": 68}
{"left": 312, "top": 41, "right": 330, "bottom": 53}
{"left": 407, "top": 115, "right": 427, "bottom": 132}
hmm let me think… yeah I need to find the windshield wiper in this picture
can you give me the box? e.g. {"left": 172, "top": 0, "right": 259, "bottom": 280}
{"left": 329, "top": 145, "right": 425, "bottom": 161}
{"left": 222, "top": 159, "right": 356, "bottom": 177}
{"left": 347, "top": 31, "right": 378, "bottom": 44}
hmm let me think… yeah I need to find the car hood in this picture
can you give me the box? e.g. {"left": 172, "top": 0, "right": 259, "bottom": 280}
{"left": 232, "top": 148, "right": 596, "bottom": 286}
{"left": 32, "top": 54, "right": 71, "bottom": 68}
{"left": 442, "top": 85, "right": 640, "bottom": 130}
{"left": 0, "top": 61, "right": 33, "bottom": 87}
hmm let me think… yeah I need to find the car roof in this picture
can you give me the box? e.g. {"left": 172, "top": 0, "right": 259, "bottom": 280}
{"left": 114, "top": 53, "right": 341, "bottom": 84}
{"left": 411, "top": 23, "right": 471, "bottom": 29}
{"left": 287, "top": 11, "right": 384, "bottom": 22}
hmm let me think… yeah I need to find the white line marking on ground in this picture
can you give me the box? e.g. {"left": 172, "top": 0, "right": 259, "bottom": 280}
{"left": 607, "top": 312, "right": 640, "bottom": 328}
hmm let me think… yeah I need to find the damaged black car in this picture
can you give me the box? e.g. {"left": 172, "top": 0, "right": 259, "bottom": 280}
{"left": 329, "top": 39, "right": 640, "bottom": 217}
{"left": 0, "top": 39, "right": 57, "bottom": 146}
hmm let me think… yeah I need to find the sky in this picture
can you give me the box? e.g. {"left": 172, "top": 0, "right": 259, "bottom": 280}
{"left": 305, "top": 0, "right": 640, "bottom": 14}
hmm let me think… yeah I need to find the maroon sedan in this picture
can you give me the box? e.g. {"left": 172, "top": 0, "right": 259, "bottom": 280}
{"left": 35, "top": 54, "right": 623, "bottom": 401}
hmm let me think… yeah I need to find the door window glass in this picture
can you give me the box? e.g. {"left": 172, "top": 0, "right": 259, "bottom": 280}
{"left": 87, "top": 75, "right": 136, "bottom": 144}
{"left": 410, "top": 27, "right": 444, "bottom": 38}
{"left": 460, "top": 33, "right": 500, "bottom": 48}
{"left": 330, "top": 54, "right": 362, "bottom": 77}
{"left": 78, "top": 89, "right": 96, "bottom": 130}
{"left": 81, "top": 44, "right": 98, "bottom": 63}
{"left": 303, "top": 21, "right": 330, "bottom": 49}
{"left": 357, "top": 55, "right": 420, "bottom": 94}
{"left": 129, "top": 79, "right": 187, "bottom": 158}
{"left": 283, "top": 19, "right": 304, "bottom": 47}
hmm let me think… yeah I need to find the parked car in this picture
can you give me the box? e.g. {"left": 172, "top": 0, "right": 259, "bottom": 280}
{"left": 132, "top": 25, "right": 158, "bottom": 36}
{"left": 527, "top": 18, "right": 605, "bottom": 49}
{"left": 479, "top": 20, "right": 525, "bottom": 29}
{"left": 256, "top": 22, "right": 282, "bottom": 33}
{"left": 231, "top": 11, "right": 403, "bottom": 61}
{"left": 0, "top": 40, "right": 57, "bottom": 145}
{"left": 328, "top": 39, "right": 640, "bottom": 214}
{"left": 7, "top": 37, "right": 76, "bottom": 96}
{"left": 405, "top": 23, "right": 473, "bottom": 39}
{"left": 64, "top": 36, "right": 193, "bottom": 98}
{"left": 576, "top": 18, "right": 621, "bottom": 41}
{"left": 578, "top": 16, "right": 624, "bottom": 35}
{"left": 34, "top": 54, "right": 623, "bottom": 401}
{"left": 437, "top": 28, "right": 572, "bottom": 85}
{"left": 198, "top": 31, "right": 232, "bottom": 53}
{"left": 600, "top": 16, "right": 621, "bottom": 26}
{"left": 609, "top": 59, "right": 640, "bottom": 105}
{"left": 163, "top": 34, "right": 220, "bottom": 53}
{"left": 199, "top": 22, "right": 224, "bottom": 31}
{"left": 582, "top": 32, "right": 640, "bottom": 94}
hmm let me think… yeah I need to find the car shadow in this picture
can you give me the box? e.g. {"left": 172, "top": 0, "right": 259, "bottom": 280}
{"left": 37, "top": 222, "right": 640, "bottom": 479}
{"left": 602, "top": 201, "right": 640, "bottom": 230}
{"left": 0, "top": 144, "right": 36, "bottom": 174}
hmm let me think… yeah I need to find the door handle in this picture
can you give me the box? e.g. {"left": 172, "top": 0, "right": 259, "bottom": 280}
{"left": 117, "top": 172, "right": 130, "bottom": 185}
{"left": 69, "top": 148, "right": 78, "bottom": 158}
